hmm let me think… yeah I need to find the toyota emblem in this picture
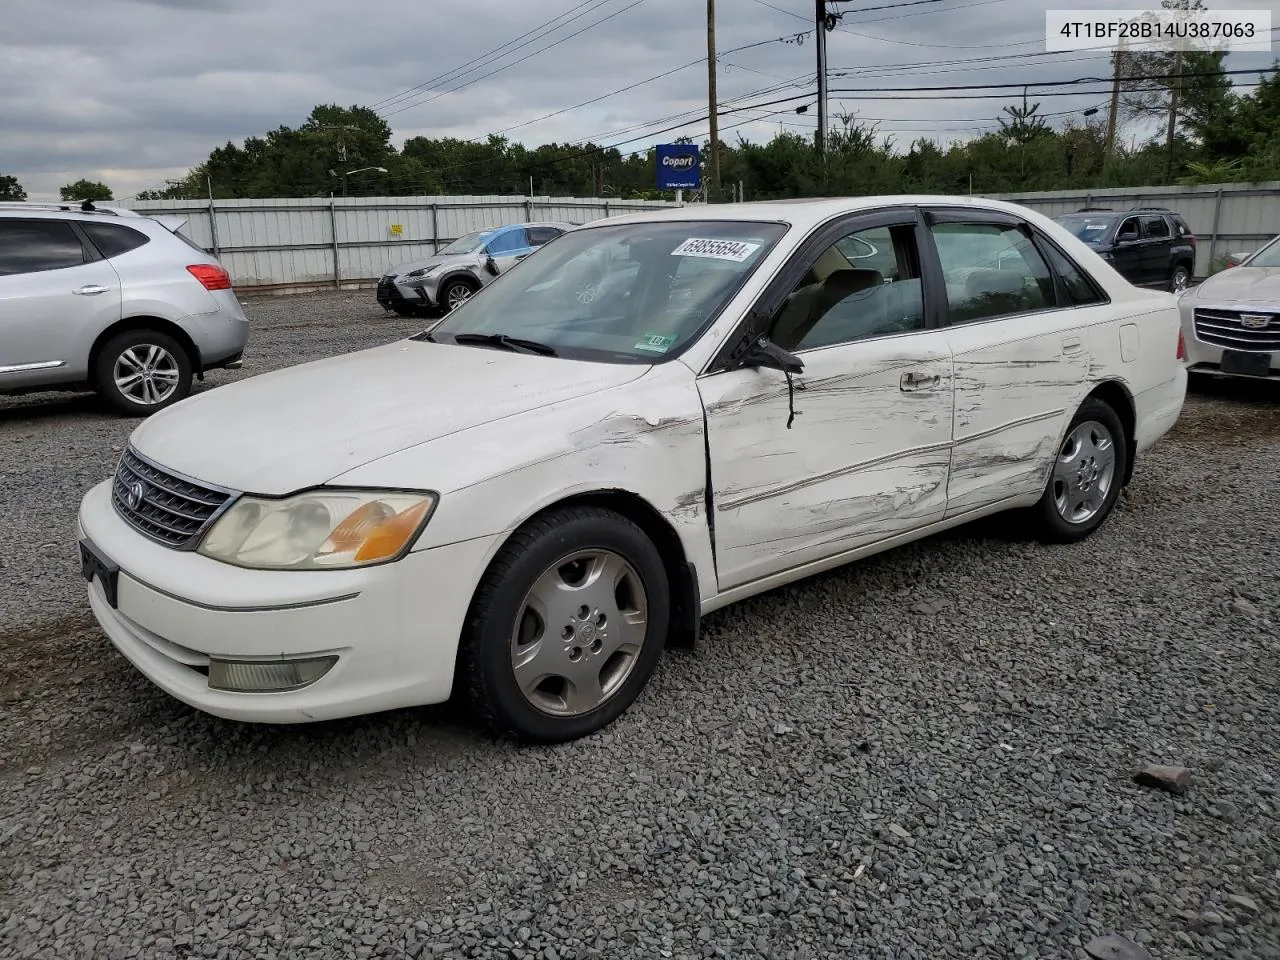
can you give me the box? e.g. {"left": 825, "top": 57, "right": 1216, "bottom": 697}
{"left": 125, "top": 480, "right": 147, "bottom": 510}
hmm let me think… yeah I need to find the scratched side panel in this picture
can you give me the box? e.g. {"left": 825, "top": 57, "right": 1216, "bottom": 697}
{"left": 944, "top": 310, "right": 1092, "bottom": 516}
{"left": 331, "top": 363, "right": 719, "bottom": 604}
{"left": 698, "top": 337, "right": 954, "bottom": 590}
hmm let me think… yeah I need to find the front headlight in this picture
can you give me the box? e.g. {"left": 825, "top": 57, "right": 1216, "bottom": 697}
{"left": 402, "top": 266, "right": 441, "bottom": 281}
{"left": 198, "top": 489, "right": 437, "bottom": 570}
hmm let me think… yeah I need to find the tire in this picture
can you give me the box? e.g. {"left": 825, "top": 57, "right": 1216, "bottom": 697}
{"left": 1030, "top": 397, "right": 1128, "bottom": 544}
{"left": 1170, "top": 262, "right": 1191, "bottom": 293}
{"left": 94, "top": 330, "right": 193, "bottom": 417}
{"left": 439, "top": 277, "right": 478, "bottom": 312}
{"left": 457, "top": 506, "right": 671, "bottom": 743}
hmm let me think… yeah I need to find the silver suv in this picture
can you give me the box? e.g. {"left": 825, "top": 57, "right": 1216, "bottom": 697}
{"left": 377, "top": 221, "right": 571, "bottom": 316}
{"left": 0, "top": 202, "right": 249, "bottom": 415}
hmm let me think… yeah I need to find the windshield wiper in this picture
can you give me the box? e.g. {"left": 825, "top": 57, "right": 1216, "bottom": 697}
{"left": 451, "top": 333, "right": 558, "bottom": 356}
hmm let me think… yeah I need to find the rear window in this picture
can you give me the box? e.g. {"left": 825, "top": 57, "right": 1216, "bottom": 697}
{"left": 1055, "top": 215, "right": 1118, "bottom": 244}
{"left": 82, "top": 222, "right": 150, "bottom": 258}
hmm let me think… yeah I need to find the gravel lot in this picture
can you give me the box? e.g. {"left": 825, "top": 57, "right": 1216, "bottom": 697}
{"left": 1, "top": 290, "right": 1277, "bottom": 960}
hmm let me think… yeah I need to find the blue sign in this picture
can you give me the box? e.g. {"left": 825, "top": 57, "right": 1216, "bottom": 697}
{"left": 656, "top": 143, "right": 701, "bottom": 190}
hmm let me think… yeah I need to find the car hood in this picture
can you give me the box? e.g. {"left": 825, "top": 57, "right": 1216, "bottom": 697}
{"left": 127, "top": 340, "right": 649, "bottom": 495}
{"left": 385, "top": 253, "right": 472, "bottom": 277}
{"left": 1193, "top": 265, "right": 1280, "bottom": 304}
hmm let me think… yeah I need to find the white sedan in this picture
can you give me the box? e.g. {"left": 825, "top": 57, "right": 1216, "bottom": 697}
{"left": 76, "top": 196, "right": 1187, "bottom": 743}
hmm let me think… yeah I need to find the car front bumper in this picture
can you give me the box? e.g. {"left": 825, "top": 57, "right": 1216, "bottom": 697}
{"left": 76, "top": 479, "right": 501, "bottom": 723}
{"left": 1180, "top": 300, "right": 1280, "bottom": 380}
{"left": 376, "top": 276, "right": 437, "bottom": 311}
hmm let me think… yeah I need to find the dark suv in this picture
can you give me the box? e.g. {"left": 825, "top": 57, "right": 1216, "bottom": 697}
{"left": 1053, "top": 207, "right": 1197, "bottom": 292}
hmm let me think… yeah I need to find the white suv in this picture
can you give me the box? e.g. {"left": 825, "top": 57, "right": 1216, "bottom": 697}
{"left": 0, "top": 202, "right": 249, "bottom": 415}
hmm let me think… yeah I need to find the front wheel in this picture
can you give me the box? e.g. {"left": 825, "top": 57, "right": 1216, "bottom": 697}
{"left": 1030, "top": 398, "right": 1128, "bottom": 544}
{"left": 94, "top": 330, "right": 193, "bottom": 416}
{"left": 1170, "top": 263, "right": 1191, "bottom": 293}
{"left": 457, "top": 506, "right": 671, "bottom": 743}
{"left": 440, "top": 278, "right": 477, "bottom": 312}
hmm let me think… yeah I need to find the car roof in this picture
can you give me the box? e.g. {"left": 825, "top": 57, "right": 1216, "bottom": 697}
{"left": 584, "top": 195, "right": 1047, "bottom": 230}
{"left": 0, "top": 202, "right": 146, "bottom": 220}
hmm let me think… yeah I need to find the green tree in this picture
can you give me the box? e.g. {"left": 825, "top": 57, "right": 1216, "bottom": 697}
{"left": 0, "top": 174, "right": 26, "bottom": 200}
{"left": 59, "top": 179, "right": 113, "bottom": 201}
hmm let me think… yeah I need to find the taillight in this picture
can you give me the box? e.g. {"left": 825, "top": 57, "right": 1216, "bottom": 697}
{"left": 1176, "top": 330, "right": 1186, "bottom": 360}
{"left": 187, "top": 264, "right": 232, "bottom": 290}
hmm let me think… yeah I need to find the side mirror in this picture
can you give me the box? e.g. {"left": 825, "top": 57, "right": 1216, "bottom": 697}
{"left": 484, "top": 255, "right": 499, "bottom": 276}
{"left": 741, "top": 335, "right": 803, "bottom": 374}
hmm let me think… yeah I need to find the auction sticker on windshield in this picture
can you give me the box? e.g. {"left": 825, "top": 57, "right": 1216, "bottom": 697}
{"left": 672, "top": 238, "right": 762, "bottom": 262}
{"left": 635, "top": 333, "right": 676, "bottom": 353}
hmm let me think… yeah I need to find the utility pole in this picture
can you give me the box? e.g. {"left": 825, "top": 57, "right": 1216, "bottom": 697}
{"left": 707, "top": 0, "right": 720, "bottom": 201}
{"left": 1104, "top": 36, "right": 1124, "bottom": 166}
{"left": 815, "top": 0, "right": 830, "bottom": 154}
{"left": 1165, "top": 46, "right": 1183, "bottom": 181}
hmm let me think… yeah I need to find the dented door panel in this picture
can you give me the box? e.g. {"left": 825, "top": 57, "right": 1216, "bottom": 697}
{"left": 699, "top": 336, "right": 954, "bottom": 591}
{"left": 943, "top": 310, "right": 1093, "bottom": 516}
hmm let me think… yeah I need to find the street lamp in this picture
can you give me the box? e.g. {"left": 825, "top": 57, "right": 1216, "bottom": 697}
{"left": 331, "top": 166, "right": 388, "bottom": 197}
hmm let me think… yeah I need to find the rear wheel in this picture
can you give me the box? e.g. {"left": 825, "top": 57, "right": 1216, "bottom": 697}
{"left": 457, "top": 506, "right": 670, "bottom": 743}
{"left": 94, "top": 330, "right": 193, "bottom": 416}
{"left": 1030, "top": 397, "right": 1128, "bottom": 544}
{"left": 1170, "top": 263, "right": 1191, "bottom": 293}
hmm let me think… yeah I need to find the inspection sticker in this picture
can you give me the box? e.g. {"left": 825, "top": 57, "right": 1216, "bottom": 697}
{"left": 635, "top": 332, "right": 676, "bottom": 353}
{"left": 671, "top": 238, "right": 761, "bottom": 262}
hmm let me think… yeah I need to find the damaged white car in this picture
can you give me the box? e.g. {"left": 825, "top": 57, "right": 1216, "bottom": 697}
{"left": 76, "top": 197, "right": 1187, "bottom": 742}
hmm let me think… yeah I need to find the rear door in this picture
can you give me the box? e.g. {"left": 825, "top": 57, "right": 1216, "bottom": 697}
{"left": 1140, "top": 215, "right": 1173, "bottom": 284}
{"left": 922, "top": 208, "right": 1093, "bottom": 516}
{"left": 0, "top": 218, "right": 121, "bottom": 388}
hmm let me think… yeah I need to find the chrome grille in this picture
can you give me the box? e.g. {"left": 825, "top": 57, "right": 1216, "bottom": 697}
{"left": 1193, "top": 308, "right": 1280, "bottom": 352}
{"left": 111, "top": 446, "right": 235, "bottom": 549}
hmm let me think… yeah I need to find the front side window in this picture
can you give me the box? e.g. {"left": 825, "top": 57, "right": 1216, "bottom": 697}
{"left": 0, "top": 220, "right": 87, "bottom": 276}
{"left": 930, "top": 221, "right": 1055, "bottom": 323}
{"left": 425, "top": 220, "right": 787, "bottom": 363}
{"left": 487, "top": 229, "right": 528, "bottom": 255}
{"left": 1115, "top": 217, "right": 1140, "bottom": 242}
{"left": 440, "top": 230, "right": 491, "bottom": 255}
{"left": 771, "top": 223, "right": 926, "bottom": 351}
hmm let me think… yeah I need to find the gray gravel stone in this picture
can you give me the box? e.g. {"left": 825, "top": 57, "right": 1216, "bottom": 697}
{"left": 2, "top": 292, "right": 1279, "bottom": 960}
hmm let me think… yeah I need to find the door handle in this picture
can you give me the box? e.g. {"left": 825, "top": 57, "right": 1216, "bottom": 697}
{"left": 900, "top": 370, "right": 942, "bottom": 391}
{"left": 1062, "top": 337, "right": 1084, "bottom": 356}
{"left": 74, "top": 284, "right": 110, "bottom": 296}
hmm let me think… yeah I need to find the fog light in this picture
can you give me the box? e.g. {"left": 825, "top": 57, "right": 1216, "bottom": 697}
{"left": 208, "top": 656, "right": 337, "bottom": 693}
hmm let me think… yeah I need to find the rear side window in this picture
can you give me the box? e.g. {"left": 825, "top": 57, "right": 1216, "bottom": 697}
{"left": 82, "top": 222, "right": 150, "bottom": 258}
{"left": 0, "top": 219, "right": 88, "bottom": 276}
{"left": 1041, "top": 243, "right": 1106, "bottom": 306}
{"left": 930, "top": 221, "right": 1055, "bottom": 323}
{"left": 527, "top": 226, "right": 563, "bottom": 245}
{"left": 1142, "top": 216, "right": 1170, "bottom": 240}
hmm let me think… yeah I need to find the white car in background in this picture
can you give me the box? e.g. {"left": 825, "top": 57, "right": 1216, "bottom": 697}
{"left": 1179, "top": 231, "right": 1280, "bottom": 381}
{"left": 76, "top": 196, "right": 1186, "bottom": 743}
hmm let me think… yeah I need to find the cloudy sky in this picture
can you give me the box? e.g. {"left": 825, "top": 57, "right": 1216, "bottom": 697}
{"left": 3, "top": 0, "right": 1275, "bottom": 199}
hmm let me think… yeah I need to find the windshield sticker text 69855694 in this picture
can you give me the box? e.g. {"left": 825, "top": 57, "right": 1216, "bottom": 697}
{"left": 671, "top": 238, "right": 762, "bottom": 263}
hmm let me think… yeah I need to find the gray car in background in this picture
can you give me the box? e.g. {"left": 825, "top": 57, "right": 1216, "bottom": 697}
{"left": 0, "top": 202, "right": 249, "bottom": 415}
{"left": 377, "top": 221, "right": 571, "bottom": 316}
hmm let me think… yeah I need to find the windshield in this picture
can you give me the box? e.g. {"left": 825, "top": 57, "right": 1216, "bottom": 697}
{"left": 421, "top": 219, "right": 788, "bottom": 363}
{"left": 439, "top": 230, "right": 491, "bottom": 255}
{"left": 1055, "top": 215, "right": 1118, "bottom": 244}
{"left": 1246, "top": 235, "right": 1280, "bottom": 268}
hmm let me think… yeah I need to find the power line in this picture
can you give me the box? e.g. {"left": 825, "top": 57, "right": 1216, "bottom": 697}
{"left": 371, "top": 0, "right": 610, "bottom": 112}
{"left": 379, "top": 0, "right": 647, "bottom": 120}
{"left": 748, "top": 0, "right": 810, "bottom": 22}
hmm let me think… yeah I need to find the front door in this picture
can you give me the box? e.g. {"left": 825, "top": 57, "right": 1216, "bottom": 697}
{"left": 698, "top": 213, "right": 955, "bottom": 590}
{"left": 484, "top": 227, "right": 533, "bottom": 281}
{"left": 0, "top": 218, "right": 121, "bottom": 389}
{"left": 923, "top": 211, "right": 1092, "bottom": 516}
